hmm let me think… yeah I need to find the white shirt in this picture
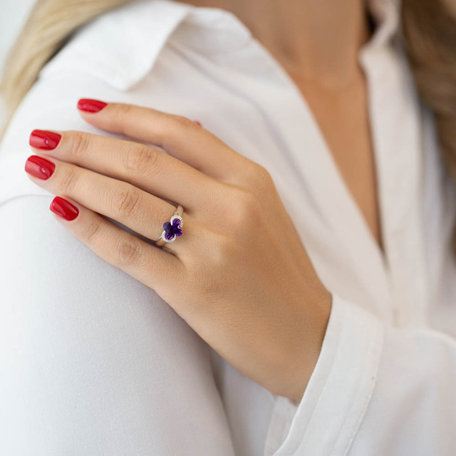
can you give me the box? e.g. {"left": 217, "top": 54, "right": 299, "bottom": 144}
{"left": 1, "top": 0, "right": 456, "bottom": 454}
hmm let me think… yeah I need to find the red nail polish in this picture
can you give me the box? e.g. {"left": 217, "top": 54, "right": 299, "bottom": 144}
{"left": 29, "top": 130, "right": 61, "bottom": 150}
{"left": 50, "top": 196, "right": 79, "bottom": 221}
{"left": 77, "top": 98, "right": 108, "bottom": 113}
{"left": 24, "top": 155, "right": 55, "bottom": 180}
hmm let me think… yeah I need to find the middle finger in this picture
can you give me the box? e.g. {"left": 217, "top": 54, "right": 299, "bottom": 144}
{"left": 29, "top": 129, "right": 223, "bottom": 213}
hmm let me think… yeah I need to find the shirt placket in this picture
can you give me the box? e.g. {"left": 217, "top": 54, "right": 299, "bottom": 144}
{"left": 359, "top": 41, "right": 429, "bottom": 327}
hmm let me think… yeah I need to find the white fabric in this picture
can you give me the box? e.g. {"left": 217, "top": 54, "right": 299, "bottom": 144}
{"left": 1, "top": 0, "right": 456, "bottom": 454}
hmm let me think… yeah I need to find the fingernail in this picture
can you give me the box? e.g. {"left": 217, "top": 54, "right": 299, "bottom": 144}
{"left": 29, "top": 129, "right": 61, "bottom": 150}
{"left": 50, "top": 196, "right": 79, "bottom": 221}
{"left": 193, "top": 120, "right": 202, "bottom": 127}
{"left": 24, "top": 155, "right": 55, "bottom": 180}
{"left": 77, "top": 98, "right": 108, "bottom": 113}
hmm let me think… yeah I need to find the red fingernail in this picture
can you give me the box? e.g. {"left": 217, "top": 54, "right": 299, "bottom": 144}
{"left": 193, "top": 120, "right": 202, "bottom": 127}
{"left": 77, "top": 98, "right": 108, "bottom": 113}
{"left": 50, "top": 196, "right": 79, "bottom": 221}
{"left": 29, "top": 129, "right": 61, "bottom": 150}
{"left": 24, "top": 155, "right": 55, "bottom": 180}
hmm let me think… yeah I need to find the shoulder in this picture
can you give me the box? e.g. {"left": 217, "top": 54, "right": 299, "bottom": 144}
{"left": 0, "top": 1, "right": 198, "bottom": 203}
{"left": 0, "top": 0, "right": 255, "bottom": 204}
{"left": 0, "top": 1, "right": 190, "bottom": 324}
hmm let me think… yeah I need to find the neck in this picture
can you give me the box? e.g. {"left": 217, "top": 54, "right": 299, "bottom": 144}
{"left": 180, "top": 0, "right": 372, "bottom": 89}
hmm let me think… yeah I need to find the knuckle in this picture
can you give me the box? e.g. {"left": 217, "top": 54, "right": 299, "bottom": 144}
{"left": 68, "top": 131, "right": 90, "bottom": 159}
{"left": 204, "top": 234, "right": 235, "bottom": 270}
{"left": 59, "top": 166, "right": 78, "bottom": 195}
{"left": 254, "top": 163, "right": 274, "bottom": 185}
{"left": 172, "top": 114, "right": 198, "bottom": 130}
{"left": 125, "top": 145, "right": 159, "bottom": 174}
{"left": 224, "top": 188, "right": 263, "bottom": 237}
{"left": 113, "top": 104, "right": 134, "bottom": 133}
{"left": 212, "top": 234, "right": 237, "bottom": 266}
{"left": 159, "top": 115, "right": 199, "bottom": 149}
{"left": 83, "top": 218, "right": 102, "bottom": 245}
{"left": 246, "top": 163, "right": 274, "bottom": 192}
{"left": 113, "top": 186, "right": 142, "bottom": 219}
{"left": 116, "top": 103, "right": 133, "bottom": 119}
{"left": 117, "top": 237, "right": 143, "bottom": 266}
{"left": 233, "top": 188, "right": 262, "bottom": 220}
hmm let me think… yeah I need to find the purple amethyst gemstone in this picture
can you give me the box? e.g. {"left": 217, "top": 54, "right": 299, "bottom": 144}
{"left": 163, "top": 218, "right": 183, "bottom": 240}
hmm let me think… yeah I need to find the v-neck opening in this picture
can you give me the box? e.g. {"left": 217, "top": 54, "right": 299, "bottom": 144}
{"left": 214, "top": 34, "right": 396, "bottom": 317}
{"left": 244, "top": 36, "right": 391, "bottom": 274}
{"left": 164, "top": 2, "right": 399, "bottom": 272}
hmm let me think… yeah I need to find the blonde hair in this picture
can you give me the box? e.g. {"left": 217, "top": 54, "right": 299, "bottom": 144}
{"left": 0, "top": 0, "right": 132, "bottom": 138}
{"left": 1, "top": 0, "right": 456, "bottom": 253}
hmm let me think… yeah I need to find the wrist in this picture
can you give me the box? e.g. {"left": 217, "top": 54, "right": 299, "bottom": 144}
{"left": 278, "top": 289, "right": 332, "bottom": 404}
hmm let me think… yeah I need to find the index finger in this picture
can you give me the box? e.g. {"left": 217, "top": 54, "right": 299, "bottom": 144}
{"left": 76, "top": 98, "right": 255, "bottom": 183}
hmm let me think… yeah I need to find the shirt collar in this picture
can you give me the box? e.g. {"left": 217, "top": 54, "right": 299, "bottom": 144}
{"left": 41, "top": 0, "right": 402, "bottom": 90}
{"left": 40, "top": 0, "right": 194, "bottom": 90}
{"left": 363, "top": 0, "right": 401, "bottom": 51}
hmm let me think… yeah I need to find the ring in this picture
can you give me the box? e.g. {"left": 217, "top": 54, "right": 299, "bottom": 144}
{"left": 154, "top": 204, "right": 184, "bottom": 247}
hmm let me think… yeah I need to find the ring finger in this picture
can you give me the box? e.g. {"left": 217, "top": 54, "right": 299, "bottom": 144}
{"left": 24, "top": 153, "right": 195, "bottom": 254}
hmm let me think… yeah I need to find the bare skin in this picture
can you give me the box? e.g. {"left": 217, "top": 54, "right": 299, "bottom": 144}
{"left": 180, "top": 0, "right": 384, "bottom": 253}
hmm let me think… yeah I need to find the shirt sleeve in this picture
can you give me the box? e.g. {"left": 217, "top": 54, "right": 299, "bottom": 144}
{"left": 265, "top": 292, "right": 456, "bottom": 455}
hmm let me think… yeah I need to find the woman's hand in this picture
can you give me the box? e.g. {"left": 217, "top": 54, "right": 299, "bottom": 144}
{"left": 24, "top": 99, "right": 332, "bottom": 404}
